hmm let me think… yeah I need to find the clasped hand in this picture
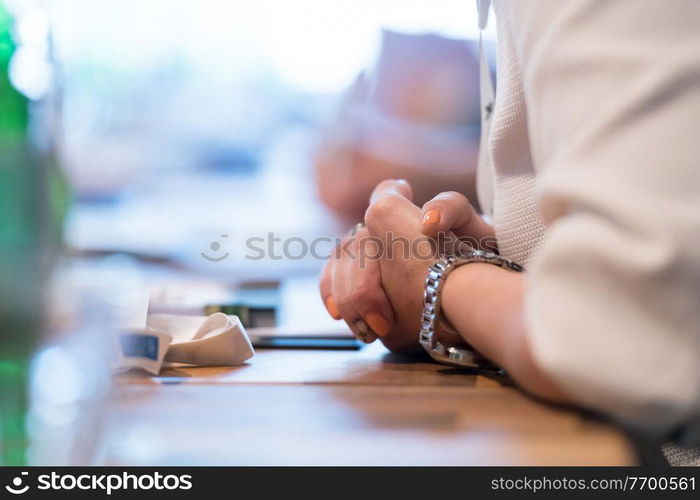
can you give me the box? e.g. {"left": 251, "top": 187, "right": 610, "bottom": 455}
{"left": 319, "top": 179, "right": 495, "bottom": 351}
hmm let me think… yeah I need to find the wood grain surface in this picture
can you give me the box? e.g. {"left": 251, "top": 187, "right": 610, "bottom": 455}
{"left": 107, "top": 343, "right": 635, "bottom": 465}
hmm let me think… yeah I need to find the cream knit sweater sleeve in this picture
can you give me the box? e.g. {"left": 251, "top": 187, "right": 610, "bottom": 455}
{"left": 502, "top": 0, "right": 700, "bottom": 434}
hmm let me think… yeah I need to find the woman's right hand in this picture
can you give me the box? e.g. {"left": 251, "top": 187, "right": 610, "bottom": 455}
{"left": 419, "top": 191, "right": 496, "bottom": 250}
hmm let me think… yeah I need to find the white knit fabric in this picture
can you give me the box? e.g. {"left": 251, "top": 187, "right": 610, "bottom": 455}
{"left": 487, "top": 1, "right": 546, "bottom": 267}
{"left": 481, "top": 0, "right": 700, "bottom": 460}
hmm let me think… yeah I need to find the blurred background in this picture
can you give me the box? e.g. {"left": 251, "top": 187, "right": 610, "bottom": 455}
{"left": 1, "top": 0, "right": 495, "bottom": 464}
{"left": 49, "top": 0, "right": 495, "bottom": 277}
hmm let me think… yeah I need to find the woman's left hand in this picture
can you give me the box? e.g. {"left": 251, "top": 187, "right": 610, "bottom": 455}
{"left": 360, "top": 182, "right": 570, "bottom": 405}
{"left": 364, "top": 178, "right": 497, "bottom": 351}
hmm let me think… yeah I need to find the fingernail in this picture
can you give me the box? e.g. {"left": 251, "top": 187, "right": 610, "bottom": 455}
{"left": 325, "top": 296, "right": 340, "bottom": 319}
{"left": 353, "top": 319, "right": 377, "bottom": 344}
{"left": 365, "top": 311, "right": 391, "bottom": 336}
{"left": 423, "top": 208, "right": 441, "bottom": 225}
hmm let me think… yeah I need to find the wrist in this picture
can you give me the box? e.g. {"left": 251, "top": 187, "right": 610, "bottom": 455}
{"left": 441, "top": 264, "right": 571, "bottom": 403}
{"left": 419, "top": 250, "right": 523, "bottom": 367}
{"left": 441, "top": 262, "right": 519, "bottom": 365}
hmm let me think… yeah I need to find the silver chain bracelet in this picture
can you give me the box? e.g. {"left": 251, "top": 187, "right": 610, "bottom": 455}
{"left": 419, "top": 248, "right": 523, "bottom": 368}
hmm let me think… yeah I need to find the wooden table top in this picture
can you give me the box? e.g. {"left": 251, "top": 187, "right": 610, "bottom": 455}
{"left": 107, "top": 343, "right": 635, "bottom": 465}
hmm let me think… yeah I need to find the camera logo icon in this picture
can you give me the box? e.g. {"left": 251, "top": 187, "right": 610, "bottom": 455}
{"left": 5, "top": 472, "right": 29, "bottom": 495}
{"left": 201, "top": 234, "right": 230, "bottom": 262}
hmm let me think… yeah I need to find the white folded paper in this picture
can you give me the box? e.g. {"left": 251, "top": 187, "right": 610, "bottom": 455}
{"left": 111, "top": 313, "right": 255, "bottom": 374}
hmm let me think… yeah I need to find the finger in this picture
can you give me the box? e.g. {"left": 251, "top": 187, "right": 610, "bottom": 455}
{"left": 347, "top": 232, "right": 394, "bottom": 337}
{"left": 420, "top": 191, "right": 495, "bottom": 243}
{"left": 369, "top": 178, "right": 413, "bottom": 204}
{"left": 331, "top": 254, "right": 377, "bottom": 343}
{"left": 331, "top": 230, "right": 394, "bottom": 341}
{"left": 319, "top": 255, "right": 340, "bottom": 319}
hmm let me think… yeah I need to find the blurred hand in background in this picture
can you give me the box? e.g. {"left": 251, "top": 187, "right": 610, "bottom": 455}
{"left": 314, "top": 30, "right": 481, "bottom": 222}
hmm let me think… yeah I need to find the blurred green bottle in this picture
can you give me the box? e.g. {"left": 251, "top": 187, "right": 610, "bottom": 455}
{"left": 0, "top": 3, "right": 69, "bottom": 465}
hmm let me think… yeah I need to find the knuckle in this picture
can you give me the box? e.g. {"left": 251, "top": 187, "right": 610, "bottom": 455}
{"left": 435, "top": 191, "right": 466, "bottom": 206}
{"left": 443, "top": 190, "right": 464, "bottom": 200}
{"left": 376, "top": 179, "right": 400, "bottom": 192}
{"left": 365, "top": 193, "right": 402, "bottom": 224}
{"left": 354, "top": 258, "right": 380, "bottom": 280}
{"left": 353, "top": 226, "right": 370, "bottom": 240}
{"left": 347, "top": 285, "right": 373, "bottom": 305}
{"left": 358, "top": 294, "right": 385, "bottom": 314}
{"left": 335, "top": 294, "right": 354, "bottom": 312}
{"left": 319, "top": 277, "right": 330, "bottom": 296}
{"left": 319, "top": 266, "right": 332, "bottom": 292}
{"left": 357, "top": 235, "right": 382, "bottom": 259}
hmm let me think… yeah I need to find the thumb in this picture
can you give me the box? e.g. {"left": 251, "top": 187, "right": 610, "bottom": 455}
{"left": 420, "top": 191, "right": 495, "bottom": 249}
{"left": 369, "top": 179, "right": 413, "bottom": 204}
